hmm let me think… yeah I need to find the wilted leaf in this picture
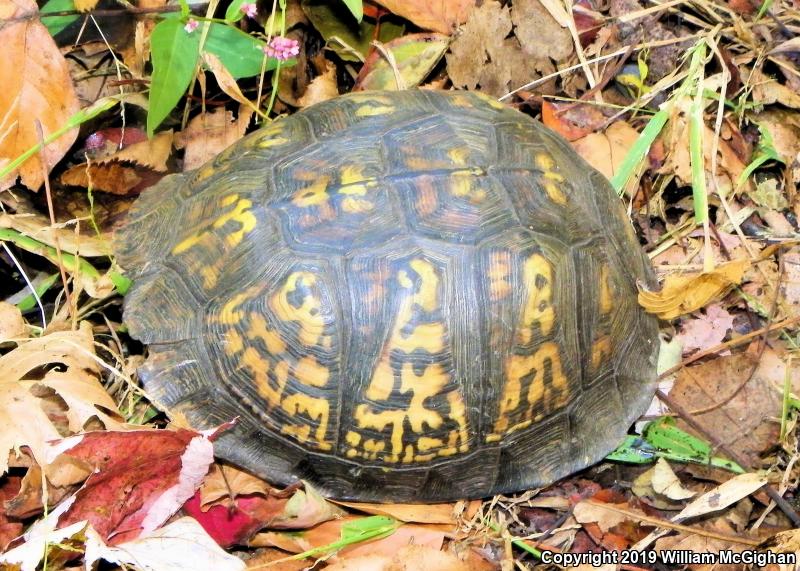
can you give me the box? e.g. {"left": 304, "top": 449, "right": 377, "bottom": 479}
{"left": 675, "top": 304, "right": 734, "bottom": 354}
{"left": 0, "top": 0, "right": 81, "bottom": 191}
{"left": 0, "top": 212, "right": 111, "bottom": 257}
{"left": 297, "top": 66, "right": 339, "bottom": 107}
{"left": 511, "top": 0, "right": 572, "bottom": 60}
{"left": 97, "top": 130, "right": 174, "bottom": 172}
{"left": 60, "top": 162, "right": 147, "bottom": 195}
{"left": 0, "top": 302, "right": 25, "bottom": 341}
{"left": 638, "top": 259, "right": 750, "bottom": 319}
{"left": 0, "top": 322, "right": 122, "bottom": 475}
{"left": 371, "top": 0, "right": 473, "bottom": 33}
{"left": 55, "top": 428, "right": 215, "bottom": 544}
{"left": 749, "top": 68, "right": 800, "bottom": 109}
{"left": 571, "top": 121, "right": 641, "bottom": 178}
{"left": 573, "top": 499, "right": 644, "bottom": 534}
{"left": 174, "top": 107, "right": 253, "bottom": 171}
{"left": 671, "top": 353, "right": 782, "bottom": 467}
{"left": 202, "top": 52, "right": 255, "bottom": 109}
{"left": 0, "top": 476, "right": 23, "bottom": 551}
{"left": 325, "top": 545, "right": 471, "bottom": 571}
{"left": 355, "top": 33, "right": 449, "bottom": 91}
{"left": 650, "top": 458, "right": 696, "bottom": 500}
{"left": 85, "top": 517, "right": 246, "bottom": 571}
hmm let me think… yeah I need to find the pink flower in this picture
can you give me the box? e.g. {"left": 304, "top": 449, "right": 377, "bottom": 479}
{"left": 240, "top": 3, "right": 257, "bottom": 18}
{"left": 184, "top": 19, "right": 199, "bottom": 33}
{"left": 264, "top": 36, "right": 299, "bottom": 61}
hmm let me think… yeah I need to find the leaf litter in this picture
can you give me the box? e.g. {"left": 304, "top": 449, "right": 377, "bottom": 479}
{"left": 2, "top": 0, "right": 800, "bottom": 567}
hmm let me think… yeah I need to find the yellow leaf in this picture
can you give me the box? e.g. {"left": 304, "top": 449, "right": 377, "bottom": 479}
{"left": 638, "top": 259, "right": 750, "bottom": 319}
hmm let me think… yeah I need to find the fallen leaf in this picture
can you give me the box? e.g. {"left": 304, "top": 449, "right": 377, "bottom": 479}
{"left": 638, "top": 258, "right": 750, "bottom": 319}
{"left": 203, "top": 52, "right": 256, "bottom": 109}
{"left": 0, "top": 302, "right": 25, "bottom": 341}
{"left": 174, "top": 107, "right": 253, "bottom": 171}
{"left": 750, "top": 67, "right": 800, "bottom": 109}
{"left": 372, "top": 0, "right": 473, "bottom": 33}
{"left": 60, "top": 162, "right": 146, "bottom": 195}
{"left": 0, "top": 322, "right": 122, "bottom": 475}
{"left": 54, "top": 428, "right": 215, "bottom": 544}
{"left": 325, "top": 544, "right": 471, "bottom": 571}
{"left": 297, "top": 66, "right": 339, "bottom": 107}
{"left": 0, "top": 476, "right": 23, "bottom": 550}
{"left": 97, "top": 130, "right": 174, "bottom": 172}
{"left": 511, "top": 0, "right": 572, "bottom": 61}
{"left": 253, "top": 516, "right": 445, "bottom": 561}
{"left": 0, "top": 0, "right": 81, "bottom": 191}
{"left": 571, "top": 121, "right": 641, "bottom": 178}
{"left": 199, "top": 464, "right": 273, "bottom": 506}
{"left": 354, "top": 33, "right": 449, "bottom": 91}
{"left": 651, "top": 458, "right": 696, "bottom": 501}
{"left": 85, "top": 517, "right": 246, "bottom": 571}
{"left": 671, "top": 353, "right": 782, "bottom": 468}
{"left": 675, "top": 303, "right": 735, "bottom": 354}
{"left": 0, "top": 507, "right": 87, "bottom": 571}
{"left": 573, "top": 499, "right": 644, "bottom": 534}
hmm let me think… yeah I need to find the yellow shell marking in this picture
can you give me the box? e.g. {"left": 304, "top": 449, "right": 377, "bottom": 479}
{"left": 172, "top": 194, "right": 257, "bottom": 254}
{"left": 517, "top": 254, "right": 555, "bottom": 343}
{"left": 599, "top": 265, "right": 613, "bottom": 315}
{"left": 488, "top": 251, "right": 512, "bottom": 300}
{"left": 535, "top": 153, "right": 567, "bottom": 205}
{"left": 292, "top": 177, "right": 331, "bottom": 207}
{"left": 489, "top": 341, "right": 569, "bottom": 440}
{"left": 449, "top": 174, "right": 487, "bottom": 203}
{"left": 280, "top": 393, "right": 330, "bottom": 449}
{"left": 269, "top": 271, "right": 327, "bottom": 346}
{"left": 350, "top": 258, "right": 469, "bottom": 463}
{"left": 591, "top": 336, "right": 612, "bottom": 371}
{"left": 257, "top": 124, "right": 290, "bottom": 148}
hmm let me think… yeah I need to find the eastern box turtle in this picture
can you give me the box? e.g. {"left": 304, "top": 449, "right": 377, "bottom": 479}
{"left": 116, "top": 90, "right": 659, "bottom": 502}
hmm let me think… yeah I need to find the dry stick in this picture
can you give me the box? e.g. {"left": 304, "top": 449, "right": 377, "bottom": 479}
{"left": 655, "top": 390, "right": 800, "bottom": 527}
{"left": 34, "top": 120, "right": 73, "bottom": 327}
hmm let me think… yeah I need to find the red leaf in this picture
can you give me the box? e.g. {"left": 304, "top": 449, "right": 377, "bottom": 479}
{"left": 183, "top": 491, "right": 269, "bottom": 547}
{"left": 55, "top": 429, "right": 215, "bottom": 544}
{"left": 0, "top": 476, "right": 23, "bottom": 551}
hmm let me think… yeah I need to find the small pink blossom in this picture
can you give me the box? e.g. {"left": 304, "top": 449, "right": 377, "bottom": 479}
{"left": 184, "top": 19, "right": 199, "bottom": 33}
{"left": 240, "top": 3, "right": 257, "bottom": 19}
{"left": 84, "top": 132, "right": 106, "bottom": 151}
{"left": 263, "top": 36, "right": 299, "bottom": 61}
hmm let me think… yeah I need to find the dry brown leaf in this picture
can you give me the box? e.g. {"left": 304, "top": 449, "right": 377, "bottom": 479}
{"left": 573, "top": 500, "right": 645, "bottom": 533}
{"left": 0, "top": 302, "right": 25, "bottom": 342}
{"left": 97, "top": 131, "right": 174, "bottom": 172}
{"left": 0, "top": 213, "right": 111, "bottom": 257}
{"left": 511, "top": 0, "right": 572, "bottom": 61}
{"left": 671, "top": 353, "right": 782, "bottom": 467}
{"left": 571, "top": 121, "right": 640, "bottom": 181}
{"left": 61, "top": 162, "right": 144, "bottom": 195}
{"left": 325, "top": 545, "right": 471, "bottom": 571}
{"left": 650, "top": 458, "right": 696, "bottom": 501}
{"left": 0, "top": 0, "right": 81, "bottom": 191}
{"left": 297, "top": 67, "right": 339, "bottom": 108}
{"left": 638, "top": 258, "right": 750, "bottom": 320}
{"left": 372, "top": 0, "right": 473, "bottom": 34}
{"left": 674, "top": 304, "right": 735, "bottom": 354}
{"left": 174, "top": 107, "right": 253, "bottom": 171}
{"left": 200, "top": 464, "right": 273, "bottom": 507}
{"left": 750, "top": 68, "right": 800, "bottom": 109}
{"left": 202, "top": 53, "right": 255, "bottom": 110}
{"left": 0, "top": 322, "right": 123, "bottom": 475}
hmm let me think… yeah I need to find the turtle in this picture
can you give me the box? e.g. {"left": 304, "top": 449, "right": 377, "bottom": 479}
{"left": 115, "top": 89, "right": 659, "bottom": 502}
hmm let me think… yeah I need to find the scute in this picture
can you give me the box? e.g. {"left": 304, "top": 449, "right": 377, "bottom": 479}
{"left": 116, "top": 89, "right": 659, "bottom": 502}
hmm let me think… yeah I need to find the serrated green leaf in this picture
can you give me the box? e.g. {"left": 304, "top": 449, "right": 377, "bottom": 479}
{"left": 147, "top": 18, "right": 201, "bottom": 136}
{"left": 205, "top": 22, "right": 281, "bottom": 78}
{"left": 340, "top": 0, "right": 363, "bottom": 21}
{"left": 40, "top": 0, "right": 79, "bottom": 37}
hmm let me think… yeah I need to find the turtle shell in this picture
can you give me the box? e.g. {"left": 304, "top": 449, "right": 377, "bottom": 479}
{"left": 116, "top": 90, "right": 659, "bottom": 502}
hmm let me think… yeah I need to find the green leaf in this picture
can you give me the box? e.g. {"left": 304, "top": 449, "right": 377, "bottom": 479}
{"left": 356, "top": 32, "right": 449, "bottom": 90}
{"left": 40, "top": 0, "right": 79, "bottom": 37}
{"left": 224, "top": 0, "right": 249, "bottom": 22}
{"left": 737, "top": 122, "right": 782, "bottom": 189}
{"left": 607, "top": 417, "right": 745, "bottom": 473}
{"left": 147, "top": 18, "right": 202, "bottom": 136}
{"left": 340, "top": 0, "right": 363, "bottom": 21}
{"left": 205, "top": 22, "right": 280, "bottom": 78}
{"left": 302, "top": 0, "right": 404, "bottom": 62}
